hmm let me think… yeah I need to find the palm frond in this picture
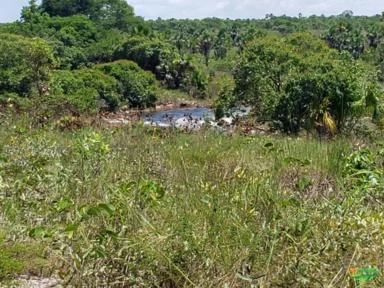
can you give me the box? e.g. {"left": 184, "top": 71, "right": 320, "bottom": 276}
{"left": 323, "top": 111, "right": 337, "bottom": 135}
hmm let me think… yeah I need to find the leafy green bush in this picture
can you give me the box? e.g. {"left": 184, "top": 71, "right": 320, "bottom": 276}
{"left": 274, "top": 56, "right": 382, "bottom": 134}
{"left": 114, "top": 37, "right": 175, "bottom": 74}
{"left": 0, "top": 33, "right": 55, "bottom": 96}
{"left": 96, "top": 60, "right": 157, "bottom": 108}
{"left": 232, "top": 33, "right": 383, "bottom": 133}
{"left": 212, "top": 74, "right": 235, "bottom": 118}
{"left": 43, "top": 15, "right": 97, "bottom": 69}
{"left": 0, "top": 92, "right": 33, "bottom": 112}
{"left": 49, "top": 68, "right": 120, "bottom": 114}
{"left": 85, "top": 29, "right": 129, "bottom": 64}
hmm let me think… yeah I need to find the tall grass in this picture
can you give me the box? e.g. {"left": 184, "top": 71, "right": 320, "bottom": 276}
{"left": 0, "top": 120, "right": 383, "bottom": 287}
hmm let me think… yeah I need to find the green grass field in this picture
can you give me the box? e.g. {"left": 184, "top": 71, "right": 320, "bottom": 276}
{"left": 0, "top": 117, "right": 383, "bottom": 287}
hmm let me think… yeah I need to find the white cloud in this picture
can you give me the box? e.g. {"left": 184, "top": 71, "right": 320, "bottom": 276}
{"left": 130, "top": 0, "right": 384, "bottom": 19}
{"left": 216, "top": 1, "right": 230, "bottom": 10}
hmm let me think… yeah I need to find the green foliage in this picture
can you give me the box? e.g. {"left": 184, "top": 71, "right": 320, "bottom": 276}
{"left": 274, "top": 58, "right": 367, "bottom": 133}
{"left": 114, "top": 37, "right": 207, "bottom": 97}
{"left": 344, "top": 148, "right": 384, "bottom": 202}
{"left": 18, "top": 1, "right": 140, "bottom": 68}
{"left": 36, "top": 15, "right": 98, "bottom": 69}
{"left": 45, "top": 15, "right": 98, "bottom": 43}
{"left": 96, "top": 60, "right": 157, "bottom": 108}
{"left": 85, "top": 29, "right": 129, "bottom": 63}
{"left": 0, "top": 92, "right": 33, "bottom": 112}
{"left": 199, "top": 32, "right": 213, "bottom": 66}
{"left": 41, "top": 0, "right": 92, "bottom": 17}
{"left": 183, "top": 67, "right": 208, "bottom": 98}
{"left": 49, "top": 68, "right": 120, "bottom": 114}
{"left": 212, "top": 74, "right": 236, "bottom": 118}
{"left": 89, "top": 0, "right": 142, "bottom": 31}
{"left": 2, "top": 6, "right": 384, "bottom": 287}
{"left": 114, "top": 36, "right": 176, "bottom": 75}
{"left": 232, "top": 33, "right": 383, "bottom": 133}
{"left": 349, "top": 267, "right": 381, "bottom": 285}
{"left": 46, "top": 61, "right": 159, "bottom": 114}
{"left": 326, "top": 18, "right": 365, "bottom": 58}
{"left": 41, "top": 0, "right": 142, "bottom": 31}
{"left": 375, "top": 43, "right": 384, "bottom": 81}
{"left": 0, "top": 33, "right": 55, "bottom": 96}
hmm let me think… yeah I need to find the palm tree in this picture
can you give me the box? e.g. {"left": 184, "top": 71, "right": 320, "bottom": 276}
{"left": 199, "top": 32, "right": 213, "bottom": 67}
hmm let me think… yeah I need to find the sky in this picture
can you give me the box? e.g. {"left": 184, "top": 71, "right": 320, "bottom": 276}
{"left": 1, "top": 0, "right": 384, "bottom": 23}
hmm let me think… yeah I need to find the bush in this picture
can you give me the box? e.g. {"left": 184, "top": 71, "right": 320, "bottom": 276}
{"left": 49, "top": 69, "right": 120, "bottom": 114}
{"left": 231, "top": 33, "right": 383, "bottom": 134}
{"left": 274, "top": 57, "right": 382, "bottom": 134}
{"left": 0, "top": 33, "right": 55, "bottom": 96}
{"left": 212, "top": 74, "right": 235, "bottom": 118}
{"left": 85, "top": 29, "right": 129, "bottom": 64}
{"left": 114, "top": 37, "right": 175, "bottom": 74}
{"left": 0, "top": 92, "right": 32, "bottom": 112}
{"left": 96, "top": 60, "right": 157, "bottom": 108}
{"left": 43, "top": 16, "right": 97, "bottom": 69}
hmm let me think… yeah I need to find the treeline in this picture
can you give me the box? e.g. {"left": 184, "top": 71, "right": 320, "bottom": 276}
{"left": 0, "top": 1, "right": 384, "bottom": 134}
{"left": 149, "top": 11, "right": 384, "bottom": 133}
{"left": 0, "top": 0, "right": 208, "bottom": 116}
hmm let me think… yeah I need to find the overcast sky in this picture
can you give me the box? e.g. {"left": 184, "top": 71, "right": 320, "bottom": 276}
{"left": 1, "top": 0, "right": 384, "bottom": 23}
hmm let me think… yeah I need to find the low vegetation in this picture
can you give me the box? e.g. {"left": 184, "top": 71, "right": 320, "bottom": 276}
{"left": 0, "top": 0, "right": 384, "bottom": 287}
{"left": 0, "top": 117, "right": 383, "bottom": 286}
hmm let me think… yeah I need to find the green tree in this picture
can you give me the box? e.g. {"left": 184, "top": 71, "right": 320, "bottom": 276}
{"left": 96, "top": 60, "right": 157, "bottom": 108}
{"left": 213, "top": 28, "right": 230, "bottom": 59}
{"left": 114, "top": 37, "right": 175, "bottom": 74}
{"left": 113, "top": 36, "right": 207, "bottom": 97}
{"left": 90, "top": 0, "right": 141, "bottom": 31}
{"left": 199, "top": 32, "right": 213, "bottom": 66}
{"left": 41, "top": 0, "right": 142, "bottom": 31}
{"left": 326, "top": 19, "right": 365, "bottom": 58}
{"left": 231, "top": 33, "right": 382, "bottom": 133}
{"left": 233, "top": 34, "right": 308, "bottom": 117}
{"left": 0, "top": 34, "right": 55, "bottom": 96}
{"left": 85, "top": 29, "right": 129, "bottom": 63}
{"left": 49, "top": 68, "right": 120, "bottom": 113}
{"left": 41, "top": 0, "right": 92, "bottom": 17}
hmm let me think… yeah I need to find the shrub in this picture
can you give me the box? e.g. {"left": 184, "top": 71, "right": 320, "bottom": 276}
{"left": 49, "top": 68, "right": 120, "bottom": 114}
{"left": 212, "top": 74, "right": 236, "bottom": 118}
{"left": 232, "top": 33, "right": 383, "bottom": 134}
{"left": 85, "top": 29, "right": 129, "bottom": 64}
{"left": 0, "top": 33, "right": 55, "bottom": 96}
{"left": 114, "top": 37, "right": 175, "bottom": 74}
{"left": 96, "top": 60, "right": 157, "bottom": 108}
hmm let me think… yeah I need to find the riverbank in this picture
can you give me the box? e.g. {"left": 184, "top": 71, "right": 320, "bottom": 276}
{"left": 101, "top": 100, "right": 208, "bottom": 125}
{"left": 100, "top": 100, "right": 261, "bottom": 135}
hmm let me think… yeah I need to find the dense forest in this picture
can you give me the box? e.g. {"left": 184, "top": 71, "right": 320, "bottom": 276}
{"left": 0, "top": 1, "right": 384, "bottom": 287}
